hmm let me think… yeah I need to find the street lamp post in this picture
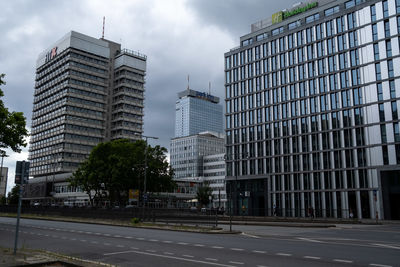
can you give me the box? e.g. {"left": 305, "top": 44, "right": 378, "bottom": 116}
{"left": 142, "top": 135, "right": 158, "bottom": 221}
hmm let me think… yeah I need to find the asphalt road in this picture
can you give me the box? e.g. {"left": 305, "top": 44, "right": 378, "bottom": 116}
{"left": 0, "top": 217, "right": 399, "bottom": 267}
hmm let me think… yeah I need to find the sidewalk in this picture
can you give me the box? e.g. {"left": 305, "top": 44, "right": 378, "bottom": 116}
{"left": 0, "top": 246, "right": 110, "bottom": 266}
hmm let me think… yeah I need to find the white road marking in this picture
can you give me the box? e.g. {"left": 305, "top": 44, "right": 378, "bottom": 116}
{"left": 125, "top": 236, "right": 132, "bottom": 239}
{"left": 130, "top": 247, "right": 139, "bottom": 250}
{"left": 95, "top": 232, "right": 101, "bottom": 235}
{"left": 194, "top": 244, "right": 205, "bottom": 247}
{"left": 297, "top": 237, "right": 323, "bottom": 243}
{"left": 333, "top": 259, "right": 353, "bottom": 263}
{"left": 304, "top": 256, "right": 321, "bottom": 260}
{"left": 206, "top": 258, "right": 218, "bottom": 261}
{"left": 136, "top": 237, "right": 145, "bottom": 240}
{"left": 104, "top": 243, "right": 110, "bottom": 246}
{"left": 257, "top": 265, "right": 269, "bottom": 267}
{"left": 163, "top": 240, "right": 172, "bottom": 243}
{"left": 164, "top": 252, "right": 174, "bottom": 255}
{"left": 252, "top": 250, "right": 266, "bottom": 254}
{"left": 91, "top": 241, "right": 98, "bottom": 244}
{"left": 230, "top": 248, "right": 244, "bottom": 251}
{"left": 369, "top": 264, "right": 392, "bottom": 267}
{"left": 114, "top": 235, "right": 122, "bottom": 238}
{"left": 241, "top": 232, "right": 260, "bottom": 239}
{"left": 117, "top": 245, "right": 125, "bottom": 248}
{"left": 276, "top": 253, "right": 292, "bottom": 256}
{"left": 104, "top": 250, "right": 235, "bottom": 266}
{"left": 178, "top": 242, "right": 188, "bottom": 245}
{"left": 149, "top": 239, "right": 159, "bottom": 242}
{"left": 372, "top": 243, "right": 400, "bottom": 250}
{"left": 212, "top": 246, "right": 224, "bottom": 249}
{"left": 69, "top": 230, "right": 76, "bottom": 232}
{"left": 146, "top": 250, "right": 156, "bottom": 253}
{"left": 183, "top": 254, "right": 194, "bottom": 258}
{"left": 229, "top": 261, "right": 244, "bottom": 265}
{"left": 85, "top": 231, "right": 92, "bottom": 234}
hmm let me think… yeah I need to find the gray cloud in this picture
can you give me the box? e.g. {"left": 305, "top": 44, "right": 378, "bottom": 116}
{"left": 1, "top": 0, "right": 299, "bottom": 193}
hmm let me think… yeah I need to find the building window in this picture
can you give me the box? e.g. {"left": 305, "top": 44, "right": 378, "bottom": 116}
{"left": 375, "top": 63, "right": 381, "bottom": 80}
{"left": 306, "top": 13, "right": 320, "bottom": 24}
{"left": 394, "top": 123, "right": 400, "bottom": 142}
{"left": 381, "top": 124, "right": 387, "bottom": 143}
{"left": 371, "top": 5, "right": 376, "bottom": 22}
{"left": 386, "top": 40, "right": 392, "bottom": 57}
{"left": 390, "top": 80, "right": 396, "bottom": 98}
{"left": 379, "top": 103, "right": 385, "bottom": 122}
{"left": 392, "top": 101, "right": 398, "bottom": 120}
{"left": 377, "top": 83, "right": 383, "bottom": 101}
{"left": 372, "top": 24, "right": 378, "bottom": 41}
{"left": 347, "top": 12, "right": 356, "bottom": 29}
{"left": 385, "top": 20, "right": 390, "bottom": 38}
{"left": 288, "top": 20, "right": 301, "bottom": 30}
{"left": 382, "top": 145, "right": 389, "bottom": 165}
{"left": 388, "top": 59, "right": 394, "bottom": 78}
{"left": 398, "top": 16, "right": 400, "bottom": 33}
{"left": 397, "top": 0, "right": 400, "bottom": 13}
{"left": 374, "top": 43, "right": 380, "bottom": 60}
{"left": 324, "top": 6, "right": 339, "bottom": 17}
{"left": 383, "top": 0, "right": 389, "bottom": 18}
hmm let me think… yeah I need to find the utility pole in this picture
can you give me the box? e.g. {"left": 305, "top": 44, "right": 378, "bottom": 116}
{"left": 14, "top": 161, "right": 26, "bottom": 255}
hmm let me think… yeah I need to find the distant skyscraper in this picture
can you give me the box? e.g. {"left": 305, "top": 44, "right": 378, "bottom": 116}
{"left": 27, "top": 31, "right": 146, "bottom": 205}
{"left": 174, "top": 89, "right": 223, "bottom": 137}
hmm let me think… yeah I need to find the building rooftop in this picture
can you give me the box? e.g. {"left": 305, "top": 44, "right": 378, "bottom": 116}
{"left": 178, "top": 89, "right": 219, "bottom": 104}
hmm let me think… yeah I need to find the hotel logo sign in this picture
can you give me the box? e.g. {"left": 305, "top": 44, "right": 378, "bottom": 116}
{"left": 45, "top": 47, "right": 58, "bottom": 63}
{"left": 272, "top": 2, "right": 318, "bottom": 24}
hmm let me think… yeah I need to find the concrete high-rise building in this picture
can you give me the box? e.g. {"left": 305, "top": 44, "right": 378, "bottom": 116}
{"left": 0, "top": 167, "right": 8, "bottom": 198}
{"left": 27, "top": 31, "right": 146, "bottom": 204}
{"left": 170, "top": 131, "right": 225, "bottom": 179}
{"left": 174, "top": 89, "right": 223, "bottom": 137}
{"left": 225, "top": 0, "right": 400, "bottom": 219}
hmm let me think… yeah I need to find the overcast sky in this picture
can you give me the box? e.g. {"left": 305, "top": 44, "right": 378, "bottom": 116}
{"left": 0, "top": 0, "right": 299, "bottom": 194}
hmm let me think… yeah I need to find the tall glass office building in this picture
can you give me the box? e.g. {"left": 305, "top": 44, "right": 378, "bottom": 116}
{"left": 225, "top": 0, "right": 400, "bottom": 219}
{"left": 175, "top": 89, "right": 223, "bottom": 137}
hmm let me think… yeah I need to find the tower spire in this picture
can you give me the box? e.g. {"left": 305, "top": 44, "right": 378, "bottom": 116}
{"left": 187, "top": 75, "right": 190, "bottom": 90}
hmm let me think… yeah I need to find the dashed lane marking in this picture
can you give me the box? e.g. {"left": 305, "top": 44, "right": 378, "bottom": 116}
{"left": 229, "top": 261, "right": 244, "bottom": 265}
{"left": 304, "top": 256, "right": 321, "bottom": 260}
{"left": 372, "top": 243, "right": 400, "bottom": 250}
{"left": 130, "top": 247, "right": 139, "bottom": 250}
{"left": 297, "top": 237, "right": 323, "bottom": 243}
{"left": 163, "top": 240, "right": 172, "bottom": 243}
{"left": 136, "top": 237, "right": 145, "bottom": 240}
{"left": 178, "top": 242, "right": 188, "bottom": 245}
{"left": 164, "top": 252, "right": 174, "bottom": 255}
{"left": 241, "top": 232, "right": 260, "bottom": 239}
{"left": 146, "top": 250, "right": 156, "bottom": 253}
{"left": 206, "top": 258, "right": 218, "bottom": 261}
{"left": 149, "top": 239, "right": 159, "bottom": 242}
{"left": 369, "top": 264, "right": 392, "bottom": 267}
{"left": 194, "top": 244, "right": 205, "bottom": 247}
{"left": 212, "top": 246, "right": 224, "bottom": 249}
{"left": 252, "top": 250, "right": 266, "bottom": 254}
{"left": 117, "top": 245, "right": 125, "bottom": 248}
{"left": 276, "top": 253, "right": 292, "bottom": 257}
{"left": 230, "top": 248, "right": 244, "bottom": 251}
{"left": 333, "top": 259, "right": 353, "bottom": 263}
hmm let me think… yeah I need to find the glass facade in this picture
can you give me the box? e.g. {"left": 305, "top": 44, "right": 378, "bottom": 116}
{"left": 225, "top": 0, "right": 400, "bottom": 219}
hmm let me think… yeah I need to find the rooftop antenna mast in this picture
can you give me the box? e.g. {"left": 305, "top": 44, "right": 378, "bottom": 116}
{"left": 102, "top": 16, "right": 105, "bottom": 39}
{"left": 187, "top": 75, "right": 190, "bottom": 90}
{"left": 209, "top": 82, "right": 211, "bottom": 95}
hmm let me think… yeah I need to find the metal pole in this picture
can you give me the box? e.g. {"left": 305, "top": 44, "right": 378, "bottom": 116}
{"left": 14, "top": 161, "right": 25, "bottom": 255}
{"left": 142, "top": 135, "right": 158, "bottom": 221}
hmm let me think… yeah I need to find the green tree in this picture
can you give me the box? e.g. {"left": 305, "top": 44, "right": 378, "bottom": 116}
{"left": 196, "top": 182, "right": 213, "bottom": 207}
{"left": 0, "top": 74, "right": 29, "bottom": 154}
{"left": 69, "top": 139, "right": 175, "bottom": 206}
{"left": 7, "top": 185, "right": 20, "bottom": 205}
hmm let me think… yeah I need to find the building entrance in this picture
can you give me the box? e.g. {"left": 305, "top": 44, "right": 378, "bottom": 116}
{"left": 381, "top": 170, "right": 400, "bottom": 220}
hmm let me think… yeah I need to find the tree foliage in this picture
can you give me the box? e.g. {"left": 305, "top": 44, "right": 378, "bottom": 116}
{"left": 196, "top": 182, "right": 213, "bottom": 207}
{"left": 69, "top": 139, "right": 175, "bottom": 206}
{"left": 0, "top": 74, "right": 29, "bottom": 154}
{"left": 7, "top": 185, "right": 20, "bottom": 205}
